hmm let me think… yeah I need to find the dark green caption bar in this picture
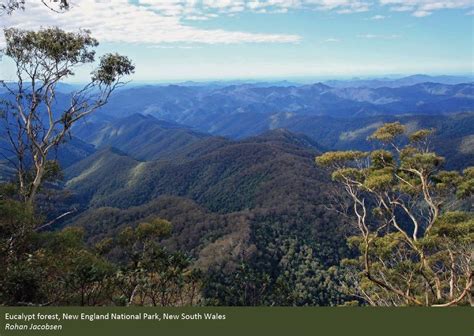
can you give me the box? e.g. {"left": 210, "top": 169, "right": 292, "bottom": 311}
{"left": 0, "top": 307, "right": 472, "bottom": 336}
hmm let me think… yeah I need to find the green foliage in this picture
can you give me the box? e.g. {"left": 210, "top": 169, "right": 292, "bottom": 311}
{"left": 331, "top": 167, "right": 366, "bottom": 183}
{"left": 4, "top": 27, "right": 97, "bottom": 73}
{"left": 42, "top": 160, "right": 64, "bottom": 182}
{"left": 111, "top": 218, "right": 202, "bottom": 306}
{"left": 0, "top": 198, "right": 35, "bottom": 229}
{"left": 0, "top": 183, "right": 18, "bottom": 197}
{"left": 427, "top": 211, "right": 474, "bottom": 242}
{"left": 433, "top": 170, "right": 461, "bottom": 193}
{"left": 400, "top": 151, "right": 445, "bottom": 172}
{"left": 364, "top": 167, "right": 394, "bottom": 190}
{"left": 315, "top": 151, "right": 368, "bottom": 167}
{"left": 457, "top": 167, "right": 474, "bottom": 198}
{"left": 317, "top": 122, "right": 474, "bottom": 306}
{"left": 0, "top": 188, "right": 201, "bottom": 306}
{"left": 409, "top": 129, "right": 434, "bottom": 143}
{"left": 1, "top": 26, "right": 134, "bottom": 204}
{"left": 3, "top": 27, "right": 134, "bottom": 86}
{"left": 368, "top": 122, "right": 405, "bottom": 143}
{"left": 0, "top": 200, "right": 115, "bottom": 306}
{"left": 92, "top": 53, "right": 135, "bottom": 85}
{"left": 136, "top": 218, "right": 172, "bottom": 242}
{"left": 370, "top": 150, "right": 394, "bottom": 169}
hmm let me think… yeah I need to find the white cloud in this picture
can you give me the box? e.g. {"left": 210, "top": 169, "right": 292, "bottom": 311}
{"left": 379, "top": 0, "right": 473, "bottom": 17}
{"left": 389, "top": 5, "right": 414, "bottom": 12}
{"left": 412, "top": 10, "right": 431, "bottom": 17}
{"left": 185, "top": 15, "right": 211, "bottom": 20}
{"left": 324, "top": 38, "right": 341, "bottom": 42}
{"left": 0, "top": 0, "right": 472, "bottom": 48}
{"left": 1, "top": 0, "right": 410, "bottom": 46}
{"left": 370, "top": 14, "right": 386, "bottom": 19}
{"left": 0, "top": 0, "right": 301, "bottom": 45}
{"left": 147, "top": 45, "right": 202, "bottom": 49}
{"left": 357, "top": 33, "right": 401, "bottom": 39}
{"left": 137, "top": 0, "right": 373, "bottom": 17}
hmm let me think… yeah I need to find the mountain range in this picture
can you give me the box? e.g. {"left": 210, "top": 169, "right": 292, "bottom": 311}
{"left": 122, "top": 74, "right": 473, "bottom": 90}
{"left": 323, "top": 74, "right": 474, "bottom": 88}
{"left": 94, "top": 82, "right": 473, "bottom": 138}
{"left": 68, "top": 112, "right": 473, "bottom": 170}
{"left": 1, "top": 76, "right": 473, "bottom": 305}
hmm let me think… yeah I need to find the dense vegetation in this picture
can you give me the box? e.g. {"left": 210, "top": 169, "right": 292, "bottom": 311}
{"left": 0, "top": 129, "right": 354, "bottom": 306}
{"left": 317, "top": 123, "right": 473, "bottom": 306}
{"left": 60, "top": 129, "right": 354, "bottom": 306}
{"left": 4, "top": 115, "right": 471, "bottom": 306}
{"left": 0, "top": 200, "right": 201, "bottom": 306}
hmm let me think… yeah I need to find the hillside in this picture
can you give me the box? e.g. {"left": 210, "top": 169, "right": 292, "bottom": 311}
{"left": 65, "top": 129, "right": 328, "bottom": 211}
{"left": 73, "top": 114, "right": 210, "bottom": 161}
{"left": 64, "top": 130, "right": 349, "bottom": 305}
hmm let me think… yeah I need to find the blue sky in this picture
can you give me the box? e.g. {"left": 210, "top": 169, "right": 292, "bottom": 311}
{"left": 0, "top": 0, "right": 473, "bottom": 82}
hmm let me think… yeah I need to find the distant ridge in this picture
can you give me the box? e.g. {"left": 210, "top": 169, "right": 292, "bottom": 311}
{"left": 323, "top": 74, "right": 473, "bottom": 88}
{"left": 74, "top": 113, "right": 209, "bottom": 161}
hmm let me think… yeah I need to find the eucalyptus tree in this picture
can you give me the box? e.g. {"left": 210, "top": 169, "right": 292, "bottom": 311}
{"left": 316, "top": 122, "right": 473, "bottom": 306}
{"left": 113, "top": 218, "right": 202, "bottom": 307}
{"left": 0, "top": 27, "right": 134, "bottom": 205}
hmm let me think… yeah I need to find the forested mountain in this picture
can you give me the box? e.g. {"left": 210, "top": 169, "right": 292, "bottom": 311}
{"left": 64, "top": 129, "right": 327, "bottom": 211}
{"left": 73, "top": 114, "right": 210, "bottom": 161}
{"left": 62, "top": 129, "right": 348, "bottom": 305}
{"left": 1, "top": 78, "right": 473, "bottom": 306}
{"left": 80, "top": 82, "right": 473, "bottom": 153}
{"left": 120, "top": 75, "right": 472, "bottom": 90}
{"left": 68, "top": 111, "right": 474, "bottom": 169}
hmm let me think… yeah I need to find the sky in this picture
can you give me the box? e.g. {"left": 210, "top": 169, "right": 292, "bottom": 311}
{"left": 0, "top": 0, "right": 473, "bottom": 82}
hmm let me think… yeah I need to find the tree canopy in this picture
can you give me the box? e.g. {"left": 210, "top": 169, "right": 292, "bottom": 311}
{"left": 1, "top": 27, "right": 134, "bottom": 205}
{"left": 316, "top": 122, "right": 473, "bottom": 306}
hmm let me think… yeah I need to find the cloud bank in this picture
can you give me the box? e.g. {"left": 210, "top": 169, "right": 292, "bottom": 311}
{"left": 379, "top": 0, "right": 473, "bottom": 17}
{"left": 0, "top": 0, "right": 472, "bottom": 47}
{"left": 0, "top": 0, "right": 302, "bottom": 45}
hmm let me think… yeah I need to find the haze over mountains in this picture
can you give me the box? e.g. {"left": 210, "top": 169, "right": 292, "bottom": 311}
{"left": 54, "top": 76, "right": 472, "bottom": 169}
{"left": 110, "top": 74, "right": 473, "bottom": 90}
{"left": 93, "top": 80, "right": 473, "bottom": 141}
{"left": 1, "top": 75, "right": 473, "bottom": 178}
{"left": 322, "top": 74, "right": 474, "bottom": 88}
{"left": 99, "top": 81, "right": 473, "bottom": 120}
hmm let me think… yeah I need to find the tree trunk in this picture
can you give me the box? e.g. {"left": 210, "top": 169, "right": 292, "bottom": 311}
{"left": 26, "top": 162, "right": 45, "bottom": 205}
